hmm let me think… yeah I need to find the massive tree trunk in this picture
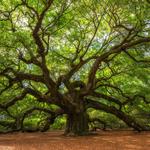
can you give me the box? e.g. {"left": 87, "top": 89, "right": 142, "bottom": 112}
{"left": 65, "top": 111, "right": 89, "bottom": 136}
{"left": 63, "top": 91, "right": 90, "bottom": 136}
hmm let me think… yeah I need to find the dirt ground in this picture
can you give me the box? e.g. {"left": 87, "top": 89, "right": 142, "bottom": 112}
{"left": 0, "top": 131, "right": 149, "bottom": 150}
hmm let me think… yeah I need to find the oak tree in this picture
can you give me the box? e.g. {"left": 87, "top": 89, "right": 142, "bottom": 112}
{"left": 0, "top": 0, "right": 150, "bottom": 135}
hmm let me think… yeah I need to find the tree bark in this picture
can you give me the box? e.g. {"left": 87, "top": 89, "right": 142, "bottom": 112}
{"left": 64, "top": 111, "right": 89, "bottom": 136}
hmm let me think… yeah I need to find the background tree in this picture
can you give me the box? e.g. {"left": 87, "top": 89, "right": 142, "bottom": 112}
{"left": 0, "top": 0, "right": 150, "bottom": 135}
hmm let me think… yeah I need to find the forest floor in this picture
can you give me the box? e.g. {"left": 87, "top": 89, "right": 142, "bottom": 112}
{"left": 0, "top": 130, "right": 149, "bottom": 150}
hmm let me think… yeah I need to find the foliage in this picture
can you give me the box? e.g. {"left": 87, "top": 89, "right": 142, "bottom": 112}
{"left": 0, "top": 0, "right": 150, "bottom": 135}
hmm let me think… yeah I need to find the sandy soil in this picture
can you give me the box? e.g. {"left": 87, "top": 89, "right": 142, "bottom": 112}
{"left": 0, "top": 131, "right": 149, "bottom": 150}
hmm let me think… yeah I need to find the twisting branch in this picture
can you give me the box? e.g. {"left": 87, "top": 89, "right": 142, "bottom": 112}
{"left": 90, "top": 92, "right": 122, "bottom": 107}
{"left": 3, "top": 90, "right": 28, "bottom": 108}
{"left": 87, "top": 37, "right": 150, "bottom": 91}
{"left": 124, "top": 50, "right": 150, "bottom": 63}
{"left": 87, "top": 99, "right": 148, "bottom": 131}
{"left": 32, "top": 0, "right": 54, "bottom": 55}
